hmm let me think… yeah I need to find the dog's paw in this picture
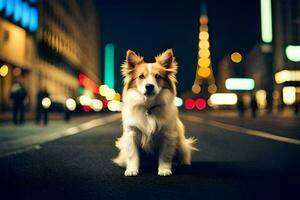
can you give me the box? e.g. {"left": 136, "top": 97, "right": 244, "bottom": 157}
{"left": 124, "top": 169, "right": 139, "bottom": 176}
{"left": 158, "top": 168, "right": 172, "bottom": 176}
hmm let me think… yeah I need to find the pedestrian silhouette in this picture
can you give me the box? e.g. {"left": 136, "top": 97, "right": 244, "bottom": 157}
{"left": 35, "top": 86, "right": 49, "bottom": 125}
{"left": 237, "top": 96, "right": 245, "bottom": 117}
{"left": 10, "top": 81, "right": 27, "bottom": 125}
{"left": 250, "top": 94, "right": 258, "bottom": 118}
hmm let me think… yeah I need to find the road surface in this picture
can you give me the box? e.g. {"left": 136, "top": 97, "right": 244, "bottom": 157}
{"left": 0, "top": 111, "right": 299, "bottom": 199}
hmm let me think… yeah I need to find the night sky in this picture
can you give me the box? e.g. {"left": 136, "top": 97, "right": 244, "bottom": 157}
{"left": 96, "top": 0, "right": 261, "bottom": 94}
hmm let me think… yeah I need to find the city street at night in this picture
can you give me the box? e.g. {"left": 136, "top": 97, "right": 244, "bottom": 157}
{"left": 0, "top": 111, "right": 299, "bottom": 199}
{"left": 1, "top": 0, "right": 300, "bottom": 199}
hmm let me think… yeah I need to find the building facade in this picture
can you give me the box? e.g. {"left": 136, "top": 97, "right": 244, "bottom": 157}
{"left": 0, "top": 0, "right": 100, "bottom": 112}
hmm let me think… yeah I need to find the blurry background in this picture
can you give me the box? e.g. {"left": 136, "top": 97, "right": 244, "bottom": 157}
{"left": 0, "top": 0, "right": 299, "bottom": 117}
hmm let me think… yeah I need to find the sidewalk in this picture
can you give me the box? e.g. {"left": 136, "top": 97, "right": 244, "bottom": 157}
{"left": 187, "top": 109, "right": 300, "bottom": 140}
{"left": 0, "top": 111, "right": 67, "bottom": 124}
{"left": 0, "top": 113, "right": 121, "bottom": 156}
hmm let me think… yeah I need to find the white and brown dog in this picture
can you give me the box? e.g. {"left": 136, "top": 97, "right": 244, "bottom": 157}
{"left": 113, "top": 49, "right": 197, "bottom": 176}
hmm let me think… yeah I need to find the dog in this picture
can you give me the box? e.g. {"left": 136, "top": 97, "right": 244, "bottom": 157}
{"left": 113, "top": 49, "right": 197, "bottom": 176}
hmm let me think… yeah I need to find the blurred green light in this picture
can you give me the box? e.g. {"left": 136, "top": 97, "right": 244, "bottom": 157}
{"left": 225, "top": 78, "right": 255, "bottom": 91}
{"left": 285, "top": 45, "right": 300, "bottom": 62}
{"left": 260, "top": 0, "right": 273, "bottom": 43}
{"left": 104, "top": 43, "right": 114, "bottom": 88}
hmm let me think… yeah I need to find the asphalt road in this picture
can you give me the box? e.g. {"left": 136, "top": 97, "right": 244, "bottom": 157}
{"left": 0, "top": 112, "right": 299, "bottom": 200}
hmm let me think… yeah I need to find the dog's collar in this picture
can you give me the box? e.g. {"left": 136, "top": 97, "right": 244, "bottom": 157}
{"left": 145, "top": 104, "right": 160, "bottom": 115}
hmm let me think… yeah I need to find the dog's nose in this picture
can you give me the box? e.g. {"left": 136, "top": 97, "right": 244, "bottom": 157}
{"left": 145, "top": 84, "right": 154, "bottom": 93}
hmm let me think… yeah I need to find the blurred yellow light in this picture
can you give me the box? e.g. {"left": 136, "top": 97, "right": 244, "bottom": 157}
{"left": 106, "top": 89, "right": 116, "bottom": 100}
{"left": 114, "top": 93, "right": 121, "bottom": 101}
{"left": 199, "top": 40, "right": 210, "bottom": 49}
{"left": 13, "top": 67, "right": 21, "bottom": 77}
{"left": 192, "top": 84, "right": 201, "bottom": 94}
{"left": 272, "top": 90, "right": 280, "bottom": 100}
{"left": 199, "top": 31, "right": 209, "bottom": 40}
{"left": 99, "top": 85, "right": 109, "bottom": 96}
{"left": 199, "top": 49, "right": 210, "bottom": 58}
{"left": 200, "top": 25, "right": 208, "bottom": 32}
{"left": 0, "top": 65, "right": 9, "bottom": 77}
{"left": 66, "top": 98, "right": 77, "bottom": 111}
{"left": 42, "top": 97, "right": 51, "bottom": 109}
{"left": 210, "top": 93, "right": 238, "bottom": 105}
{"left": 207, "top": 98, "right": 213, "bottom": 107}
{"left": 208, "top": 84, "right": 217, "bottom": 94}
{"left": 230, "top": 52, "right": 242, "bottom": 63}
{"left": 283, "top": 86, "right": 296, "bottom": 105}
{"left": 256, "top": 90, "right": 267, "bottom": 109}
{"left": 91, "top": 99, "right": 103, "bottom": 112}
{"left": 275, "top": 70, "right": 300, "bottom": 84}
{"left": 198, "top": 58, "right": 211, "bottom": 67}
{"left": 108, "top": 100, "right": 122, "bottom": 112}
{"left": 79, "top": 95, "right": 92, "bottom": 106}
{"left": 197, "top": 67, "right": 211, "bottom": 78}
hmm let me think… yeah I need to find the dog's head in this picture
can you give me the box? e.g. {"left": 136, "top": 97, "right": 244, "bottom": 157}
{"left": 121, "top": 49, "right": 178, "bottom": 98}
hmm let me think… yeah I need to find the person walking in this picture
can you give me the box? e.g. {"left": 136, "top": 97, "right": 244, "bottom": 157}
{"left": 10, "top": 81, "right": 27, "bottom": 125}
{"left": 35, "top": 86, "right": 49, "bottom": 125}
{"left": 250, "top": 94, "right": 258, "bottom": 118}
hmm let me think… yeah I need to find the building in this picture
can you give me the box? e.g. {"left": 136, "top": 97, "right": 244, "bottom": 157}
{"left": 0, "top": 0, "right": 100, "bottom": 112}
{"left": 242, "top": 0, "right": 300, "bottom": 109}
{"left": 273, "top": 0, "right": 300, "bottom": 106}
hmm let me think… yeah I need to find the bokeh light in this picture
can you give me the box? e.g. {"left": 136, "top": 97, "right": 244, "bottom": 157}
{"left": 114, "top": 93, "right": 121, "bottom": 101}
{"left": 91, "top": 99, "right": 103, "bottom": 112}
{"left": 199, "top": 40, "right": 210, "bottom": 49}
{"left": 208, "top": 84, "right": 217, "bottom": 94}
{"left": 185, "top": 98, "right": 195, "bottom": 110}
{"left": 0, "top": 64, "right": 9, "bottom": 77}
{"left": 230, "top": 52, "right": 242, "bottom": 63}
{"left": 79, "top": 95, "right": 92, "bottom": 106}
{"left": 192, "top": 84, "right": 201, "bottom": 94}
{"left": 174, "top": 97, "right": 183, "bottom": 107}
{"left": 99, "top": 85, "right": 109, "bottom": 97}
{"left": 195, "top": 98, "right": 206, "bottom": 110}
{"left": 197, "top": 67, "right": 211, "bottom": 78}
{"left": 65, "top": 98, "right": 76, "bottom": 111}
{"left": 200, "top": 16, "right": 208, "bottom": 25}
{"left": 108, "top": 100, "right": 122, "bottom": 112}
{"left": 199, "top": 31, "right": 209, "bottom": 40}
{"left": 106, "top": 88, "right": 116, "bottom": 100}
{"left": 282, "top": 86, "right": 296, "bottom": 105}
{"left": 41, "top": 97, "right": 51, "bottom": 109}
{"left": 199, "top": 49, "right": 210, "bottom": 58}
{"left": 198, "top": 58, "right": 211, "bottom": 67}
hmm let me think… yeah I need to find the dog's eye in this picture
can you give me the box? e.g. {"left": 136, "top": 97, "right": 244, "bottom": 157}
{"left": 139, "top": 74, "right": 145, "bottom": 79}
{"left": 155, "top": 74, "right": 162, "bottom": 80}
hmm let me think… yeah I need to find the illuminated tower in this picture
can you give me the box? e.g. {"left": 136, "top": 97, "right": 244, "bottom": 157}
{"left": 192, "top": 3, "right": 217, "bottom": 96}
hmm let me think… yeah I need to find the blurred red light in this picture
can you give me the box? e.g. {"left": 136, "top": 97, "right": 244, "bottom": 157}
{"left": 78, "top": 73, "right": 99, "bottom": 95}
{"left": 185, "top": 98, "right": 195, "bottom": 110}
{"left": 83, "top": 105, "right": 91, "bottom": 112}
{"left": 195, "top": 98, "right": 206, "bottom": 110}
{"left": 102, "top": 100, "right": 108, "bottom": 108}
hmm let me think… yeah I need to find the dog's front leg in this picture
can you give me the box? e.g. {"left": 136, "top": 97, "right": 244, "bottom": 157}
{"left": 158, "top": 135, "right": 177, "bottom": 176}
{"left": 124, "top": 129, "right": 139, "bottom": 176}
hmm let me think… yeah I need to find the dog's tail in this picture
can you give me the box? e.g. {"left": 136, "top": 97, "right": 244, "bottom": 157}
{"left": 177, "top": 118, "right": 199, "bottom": 165}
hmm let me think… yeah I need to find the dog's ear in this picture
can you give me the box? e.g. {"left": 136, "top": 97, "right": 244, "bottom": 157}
{"left": 155, "top": 49, "right": 175, "bottom": 68}
{"left": 126, "top": 49, "right": 144, "bottom": 68}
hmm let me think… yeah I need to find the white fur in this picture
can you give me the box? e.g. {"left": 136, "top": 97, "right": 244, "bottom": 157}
{"left": 113, "top": 88, "right": 197, "bottom": 176}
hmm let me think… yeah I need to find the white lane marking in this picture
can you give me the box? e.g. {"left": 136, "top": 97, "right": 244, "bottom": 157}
{"left": 0, "top": 114, "right": 121, "bottom": 157}
{"left": 183, "top": 114, "right": 300, "bottom": 145}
